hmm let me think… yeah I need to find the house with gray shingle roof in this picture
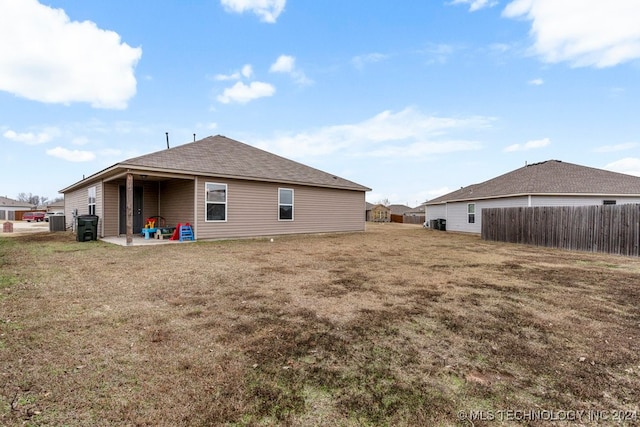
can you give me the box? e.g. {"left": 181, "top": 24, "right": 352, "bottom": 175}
{"left": 425, "top": 160, "right": 640, "bottom": 234}
{"left": 60, "top": 135, "right": 371, "bottom": 243}
{"left": 388, "top": 204, "right": 412, "bottom": 215}
{"left": 0, "top": 196, "right": 35, "bottom": 221}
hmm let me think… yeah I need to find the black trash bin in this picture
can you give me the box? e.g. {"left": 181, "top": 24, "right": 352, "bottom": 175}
{"left": 76, "top": 215, "right": 99, "bottom": 242}
{"left": 437, "top": 218, "right": 446, "bottom": 231}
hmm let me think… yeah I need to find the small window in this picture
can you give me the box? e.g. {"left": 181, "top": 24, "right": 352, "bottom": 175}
{"left": 88, "top": 186, "right": 96, "bottom": 215}
{"left": 603, "top": 200, "right": 616, "bottom": 205}
{"left": 279, "top": 188, "right": 294, "bottom": 221}
{"left": 206, "top": 183, "right": 227, "bottom": 221}
{"left": 467, "top": 203, "right": 475, "bottom": 224}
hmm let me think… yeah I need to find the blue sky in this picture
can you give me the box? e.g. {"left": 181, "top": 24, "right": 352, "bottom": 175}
{"left": 1, "top": 0, "right": 639, "bottom": 206}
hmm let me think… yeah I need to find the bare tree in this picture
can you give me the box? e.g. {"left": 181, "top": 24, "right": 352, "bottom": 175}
{"left": 17, "top": 193, "right": 49, "bottom": 207}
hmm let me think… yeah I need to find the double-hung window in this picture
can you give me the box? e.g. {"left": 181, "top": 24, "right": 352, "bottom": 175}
{"left": 279, "top": 188, "right": 294, "bottom": 221}
{"left": 88, "top": 186, "right": 96, "bottom": 215}
{"left": 467, "top": 203, "right": 475, "bottom": 224}
{"left": 206, "top": 183, "right": 227, "bottom": 221}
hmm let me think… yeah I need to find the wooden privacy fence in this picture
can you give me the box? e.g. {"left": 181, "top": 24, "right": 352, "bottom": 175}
{"left": 402, "top": 215, "right": 426, "bottom": 225}
{"left": 390, "top": 214, "right": 404, "bottom": 223}
{"left": 390, "top": 215, "right": 426, "bottom": 224}
{"left": 482, "top": 204, "right": 640, "bottom": 256}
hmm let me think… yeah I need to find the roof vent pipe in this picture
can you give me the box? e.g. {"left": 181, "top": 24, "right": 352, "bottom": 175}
{"left": 166, "top": 132, "right": 170, "bottom": 149}
{"left": 193, "top": 133, "right": 196, "bottom": 142}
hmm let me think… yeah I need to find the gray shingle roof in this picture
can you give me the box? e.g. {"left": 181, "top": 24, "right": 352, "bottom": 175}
{"left": 118, "top": 135, "right": 370, "bottom": 191}
{"left": 0, "top": 196, "right": 33, "bottom": 208}
{"left": 427, "top": 160, "right": 640, "bottom": 204}
{"left": 388, "top": 204, "right": 412, "bottom": 215}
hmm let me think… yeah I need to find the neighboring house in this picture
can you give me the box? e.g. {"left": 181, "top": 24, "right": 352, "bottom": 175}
{"left": 0, "top": 196, "right": 35, "bottom": 221}
{"left": 403, "top": 204, "right": 426, "bottom": 217}
{"left": 60, "top": 135, "right": 371, "bottom": 242}
{"left": 425, "top": 160, "right": 640, "bottom": 234}
{"left": 403, "top": 204, "right": 426, "bottom": 225}
{"left": 388, "top": 204, "right": 412, "bottom": 216}
{"left": 46, "top": 200, "right": 65, "bottom": 213}
{"left": 389, "top": 203, "right": 421, "bottom": 224}
{"left": 365, "top": 202, "right": 374, "bottom": 221}
{"left": 368, "top": 204, "right": 391, "bottom": 222}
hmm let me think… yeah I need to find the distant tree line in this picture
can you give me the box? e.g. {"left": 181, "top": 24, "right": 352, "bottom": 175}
{"left": 16, "top": 193, "right": 63, "bottom": 207}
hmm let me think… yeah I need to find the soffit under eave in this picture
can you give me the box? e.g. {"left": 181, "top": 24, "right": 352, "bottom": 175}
{"left": 426, "top": 192, "right": 640, "bottom": 205}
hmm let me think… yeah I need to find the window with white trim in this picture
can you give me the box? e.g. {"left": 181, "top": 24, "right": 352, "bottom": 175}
{"left": 88, "top": 186, "right": 96, "bottom": 215}
{"left": 279, "top": 188, "right": 294, "bottom": 221}
{"left": 205, "top": 183, "right": 227, "bottom": 221}
{"left": 467, "top": 203, "right": 475, "bottom": 224}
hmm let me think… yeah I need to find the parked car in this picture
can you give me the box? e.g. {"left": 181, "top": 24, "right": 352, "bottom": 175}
{"left": 45, "top": 211, "right": 64, "bottom": 222}
{"left": 23, "top": 212, "right": 46, "bottom": 222}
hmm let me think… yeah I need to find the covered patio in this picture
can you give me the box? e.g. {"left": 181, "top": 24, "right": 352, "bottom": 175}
{"left": 99, "top": 234, "right": 195, "bottom": 246}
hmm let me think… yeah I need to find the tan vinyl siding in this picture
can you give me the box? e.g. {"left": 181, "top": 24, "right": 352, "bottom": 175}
{"left": 64, "top": 187, "right": 84, "bottom": 230}
{"left": 142, "top": 181, "right": 160, "bottom": 220}
{"left": 195, "top": 178, "right": 365, "bottom": 240}
{"left": 63, "top": 182, "right": 104, "bottom": 236}
{"left": 159, "top": 179, "right": 195, "bottom": 229}
{"left": 103, "top": 183, "right": 119, "bottom": 237}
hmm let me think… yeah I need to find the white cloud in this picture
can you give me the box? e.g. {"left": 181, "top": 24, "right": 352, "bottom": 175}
{"left": 214, "top": 71, "right": 241, "bottom": 81}
{"left": 604, "top": 157, "right": 640, "bottom": 176}
{"left": 46, "top": 147, "right": 96, "bottom": 162}
{"left": 449, "top": 0, "right": 498, "bottom": 12}
{"left": 0, "top": 0, "right": 141, "bottom": 109}
{"left": 503, "top": 0, "right": 640, "bottom": 68}
{"left": 269, "top": 55, "right": 312, "bottom": 86}
{"left": 254, "top": 107, "right": 493, "bottom": 159}
{"left": 528, "top": 78, "right": 544, "bottom": 85}
{"left": 593, "top": 142, "right": 638, "bottom": 152}
{"left": 217, "top": 81, "right": 276, "bottom": 104}
{"left": 241, "top": 64, "right": 253, "bottom": 78}
{"left": 220, "top": 0, "right": 286, "bottom": 23}
{"left": 504, "top": 137, "right": 550, "bottom": 152}
{"left": 270, "top": 55, "right": 294, "bottom": 73}
{"left": 352, "top": 53, "right": 389, "bottom": 69}
{"left": 214, "top": 65, "right": 253, "bottom": 81}
{"left": 3, "top": 128, "right": 60, "bottom": 145}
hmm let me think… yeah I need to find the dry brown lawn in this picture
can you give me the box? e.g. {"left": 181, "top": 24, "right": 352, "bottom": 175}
{"left": 1, "top": 223, "right": 639, "bottom": 426}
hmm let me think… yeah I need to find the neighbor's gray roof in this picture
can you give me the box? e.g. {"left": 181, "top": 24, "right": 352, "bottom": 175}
{"left": 404, "top": 205, "right": 426, "bottom": 214}
{"left": 388, "top": 204, "right": 412, "bottom": 215}
{"left": 0, "top": 196, "right": 33, "bottom": 208}
{"left": 427, "top": 160, "right": 640, "bottom": 204}
{"left": 70, "top": 135, "right": 370, "bottom": 192}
